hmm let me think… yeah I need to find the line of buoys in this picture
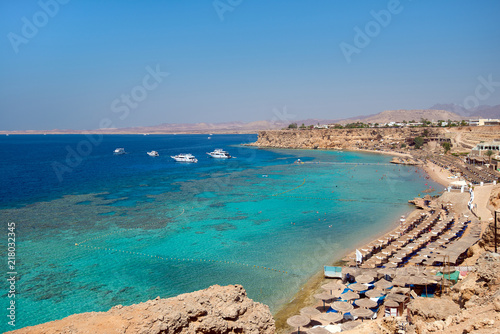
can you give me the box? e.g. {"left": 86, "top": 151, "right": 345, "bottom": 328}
{"left": 75, "top": 244, "right": 288, "bottom": 274}
{"left": 77, "top": 208, "right": 185, "bottom": 245}
{"left": 303, "top": 162, "right": 392, "bottom": 166}
{"left": 279, "top": 195, "right": 403, "bottom": 205}
{"left": 271, "top": 178, "right": 306, "bottom": 197}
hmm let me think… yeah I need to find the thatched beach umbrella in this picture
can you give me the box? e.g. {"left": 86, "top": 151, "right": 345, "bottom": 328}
{"left": 391, "top": 240, "right": 405, "bottom": 247}
{"left": 321, "top": 281, "right": 346, "bottom": 294}
{"left": 406, "top": 242, "right": 418, "bottom": 250}
{"left": 331, "top": 301, "right": 354, "bottom": 314}
{"left": 391, "top": 287, "right": 410, "bottom": 294}
{"left": 314, "top": 293, "right": 335, "bottom": 311}
{"left": 394, "top": 250, "right": 409, "bottom": 257}
{"left": 384, "top": 299, "right": 399, "bottom": 308}
{"left": 408, "top": 276, "right": 431, "bottom": 285}
{"left": 287, "top": 315, "right": 310, "bottom": 334}
{"left": 391, "top": 276, "right": 410, "bottom": 287}
{"left": 354, "top": 298, "right": 377, "bottom": 308}
{"left": 356, "top": 274, "right": 375, "bottom": 284}
{"left": 349, "top": 282, "right": 368, "bottom": 292}
{"left": 342, "top": 267, "right": 360, "bottom": 276}
{"left": 360, "top": 262, "right": 376, "bottom": 269}
{"left": 384, "top": 262, "right": 398, "bottom": 268}
{"left": 307, "top": 327, "right": 331, "bottom": 334}
{"left": 374, "top": 278, "right": 393, "bottom": 290}
{"left": 387, "top": 293, "right": 407, "bottom": 303}
{"left": 340, "top": 290, "right": 359, "bottom": 301}
{"left": 419, "top": 249, "right": 434, "bottom": 256}
{"left": 408, "top": 256, "right": 425, "bottom": 265}
{"left": 351, "top": 307, "right": 374, "bottom": 320}
{"left": 404, "top": 266, "right": 422, "bottom": 275}
{"left": 300, "top": 306, "right": 321, "bottom": 319}
{"left": 381, "top": 249, "right": 394, "bottom": 256}
{"left": 377, "top": 268, "right": 396, "bottom": 277}
{"left": 319, "top": 312, "right": 343, "bottom": 324}
{"left": 365, "top": 289, "right": 385, "bottom": 298}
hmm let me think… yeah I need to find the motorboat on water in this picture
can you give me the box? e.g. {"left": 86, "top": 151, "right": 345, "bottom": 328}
{"left": 114, "top": 148, "right": 126, "bottom": 155}
{"left": 207, "top": 149, "right": 232, "bottom": 159}
{"left": 171, "top": 153, "right": 198, "bottom": 163}
{"left": 147, "top": 150, "right": 159, "bottom": 157}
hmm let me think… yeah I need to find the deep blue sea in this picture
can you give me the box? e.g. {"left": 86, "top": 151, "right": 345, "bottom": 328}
{"left": 0, "top": 134, "right": 440, "bottom": 331}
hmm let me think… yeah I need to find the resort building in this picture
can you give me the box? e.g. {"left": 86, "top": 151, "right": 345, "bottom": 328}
{"left": 469, "top": 118, "right": 500, "bottom": 126}
{"left": 470, "top": 140, "right": 500, "bottom": 154}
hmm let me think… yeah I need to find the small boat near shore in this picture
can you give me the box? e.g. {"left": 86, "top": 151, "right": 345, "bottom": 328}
{"left": 207, "top": 149, "right": 232, "bottom": 159}
{"left": 113, "top": 148, "right": 126, "bottom": 155}
{"left": 147, "top": 151, "right": 159, "bottom": 157}
{"left": 171, "top": 153, "right": 198, "bottom": 163}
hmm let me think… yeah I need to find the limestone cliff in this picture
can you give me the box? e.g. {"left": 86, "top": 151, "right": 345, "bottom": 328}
{"left": 250, "top": 128, "right": 443, "bottom": 150}
{"left": 8, "top": 285, "right": 275, "bottom": 334}
{"left": 250, "top": 126, "right": 500, "bottom": 152}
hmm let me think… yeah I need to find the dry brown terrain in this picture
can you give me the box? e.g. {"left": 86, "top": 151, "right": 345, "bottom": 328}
{"left": 344, "top": 109, "right": 464, "bottom": 124}
{"left": 250, "top": 126, "right": 500, "bottom": 153}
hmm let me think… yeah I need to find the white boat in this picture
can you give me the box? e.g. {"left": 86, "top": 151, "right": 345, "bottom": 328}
{"left": 114, "top": 148, "right": 126, "bottom": 155}
{"left": 207, "top": 149, "right": 232, "bottom": 159}
{"left": 171, "top": 153, "right": 198, "bottom": 163}
{"left": 147, "top": 151, "right": 159, "bottom": 157}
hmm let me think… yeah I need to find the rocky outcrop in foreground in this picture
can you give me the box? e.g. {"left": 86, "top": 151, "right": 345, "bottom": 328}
{"left": 8, "top": 285, "right": 275, "bottom": 334}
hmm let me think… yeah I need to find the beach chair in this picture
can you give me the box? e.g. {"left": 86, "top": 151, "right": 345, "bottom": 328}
{"left": 371, "top": 307, "right": 379, "bottom": 320}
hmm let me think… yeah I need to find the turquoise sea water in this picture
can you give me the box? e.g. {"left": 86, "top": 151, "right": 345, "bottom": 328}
{"left": 0, "top": 134, "right": 440, "bottom": 331}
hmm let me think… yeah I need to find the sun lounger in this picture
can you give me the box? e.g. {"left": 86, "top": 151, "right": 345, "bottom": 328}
{"left": 324, "top": 266, "right": 342, "bottom": 278}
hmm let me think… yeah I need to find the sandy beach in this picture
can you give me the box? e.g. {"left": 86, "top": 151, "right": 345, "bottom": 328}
{"left": 352, "top": 148, "right": 412, "bottom": 158}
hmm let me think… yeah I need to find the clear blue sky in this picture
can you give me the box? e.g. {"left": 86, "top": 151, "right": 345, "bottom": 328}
{"left": 1, "top": 0, "right": 500, "bottom": 130}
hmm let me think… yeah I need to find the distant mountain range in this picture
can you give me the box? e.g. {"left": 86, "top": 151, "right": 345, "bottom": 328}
{"left": 429, "top": 103, "right": 500, "bottom": 118}
{"left": 342, "top": 109, "right": 465, "bottom": 124}
{"left": 2, "top": 104, "right": 499, "bottom": 134}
